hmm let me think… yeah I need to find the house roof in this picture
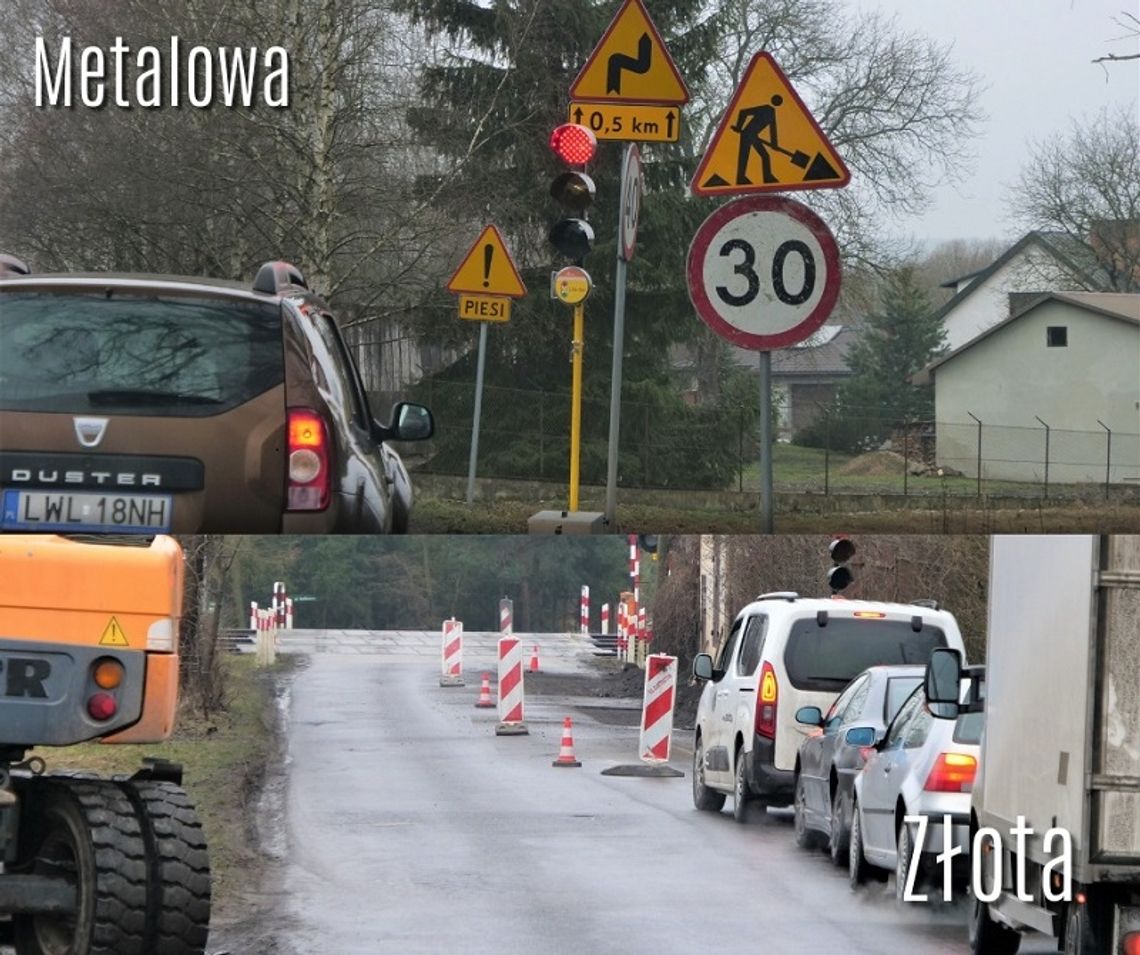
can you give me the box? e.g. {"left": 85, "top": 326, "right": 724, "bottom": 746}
{"left": 725, "top": 324, "right": 861, "bottom": 377}
{"left": 927, "top": 231, "right": 1109, "bottom": 329}
{"left": 915, "top": 291, "right": 1140, "bottom": 383}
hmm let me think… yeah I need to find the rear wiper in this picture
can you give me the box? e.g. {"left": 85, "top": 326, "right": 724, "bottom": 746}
{"left": 86, "top": 389, "right": 223, "bottom": 406}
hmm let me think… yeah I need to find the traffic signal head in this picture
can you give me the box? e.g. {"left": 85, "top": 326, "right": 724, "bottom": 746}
{"left": 548, "top": 124, "right": 597, "bottom": 261}
{"left": 828, "top": 536, "right": 855, "bottom": 592}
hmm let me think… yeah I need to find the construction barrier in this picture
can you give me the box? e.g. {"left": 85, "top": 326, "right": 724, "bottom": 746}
{"left": 601, "top": 603, "right": 610, "bottom": 635}
{"left": 580, "top": 585, "right": 590, "bottom": 635}
{"left": 439, "top": 617, "right": 464, "bottom": 687}
{"left": 639, "top": 654, "right": 678, "bottom": 763}
{"left": 249, "top": 601, "right": 258, "bottom": 630}
{"left": 285, "top": 597, "right": 294, "bottom": 630}
{"left": 499, "top": 597, "right": 513, "bottom": 636}
{"left": 495, "top": 636, "right": 528, "bottom": 735}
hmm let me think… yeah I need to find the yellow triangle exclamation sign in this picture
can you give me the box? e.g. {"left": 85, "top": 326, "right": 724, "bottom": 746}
{"left": 99, "top": 616, "right": 130, "bottom": 647}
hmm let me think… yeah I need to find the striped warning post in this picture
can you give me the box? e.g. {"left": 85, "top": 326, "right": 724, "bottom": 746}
{"left": 639, "top": 654, "right": 678, "bottom": 763}
{"left": 629, "top": 535, "right": 640, "bottom": 606}
{"left": 580, "top": 585, "right": 590, "bottom": 634}
{"left": 285, "top": 597, "right": 294, "bottom": 630}
{"left": 249, "top": 601, "right": 258, "bottom": 630}
{"left": 601, "top": 603, "right": 610, "bottom": 635}
{"left": 439, "top": 617, "right": 464, "bottom": 687}
{"left": 616, "top": 602, "right": 627, "bottom": 660}
{"left": 499, "top": 597, "right": 513, "bottom": 636}
{"left": 495, "top": 636, "right": 528, "bottom": 735}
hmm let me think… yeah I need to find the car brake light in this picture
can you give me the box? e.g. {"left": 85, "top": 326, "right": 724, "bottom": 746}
{"left": 287, "top": 408, "right": 330, "bottom": 511}
{"left": 853, "top": 611, "right": 886, "bottom": 618}
{"left": 87, "top": 692, "right": 117, "bottom": 721}
{"left": 925, "top": 752, "right": 977, "bottom": 792}
{"left": 1122, "top": 931, "right": 1140, "bottom": 955}
{"left": 755, "top": 662, "right": 777, "bottom": 740}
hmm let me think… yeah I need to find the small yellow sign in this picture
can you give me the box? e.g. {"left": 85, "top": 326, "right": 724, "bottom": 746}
{"left": 458, "top": 294, "right": 511, "bottom": 323}
{"left": 446, "top": 225, "right": 527, "bottom": 298}
{"left": 552, "top": 266, "right": 592, "bottom": 306}
{"left": 691, "top": 52, "right": 850, "bottom": 197}
{"left": 568, "top": 101, "right": 681, "bottom": 142}
{"left": 570, "top": 0, "right": 689, "bottom": 105}
{"left": 99, "top": 616, "right": 129, "bottom": 647}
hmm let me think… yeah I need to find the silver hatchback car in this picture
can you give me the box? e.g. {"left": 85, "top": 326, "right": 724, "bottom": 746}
{"left": 848, "top": 682, "right": 984, "bottom": 899}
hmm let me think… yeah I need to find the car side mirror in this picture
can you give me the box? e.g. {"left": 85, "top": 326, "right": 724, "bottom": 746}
{"left": 925, "top": 647, "right": 963, "bottom": 718}
{"left": 844, "top": 726, "right": 877, "bottom": 748}
{"left": 692, "top": 653, "right": 713, "bottom": 681}
{"left": 795, "top": 706, "right": 823, "bottom": 727}
{"left": 378, "top": 402, "right": 434, "bottom": 442}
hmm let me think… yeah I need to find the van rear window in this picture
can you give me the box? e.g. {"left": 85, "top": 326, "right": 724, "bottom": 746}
{"left": 0, "top": 291, "right": 284, "bottom": 417}
{"left": 783, "top": 618, "right": 948, "bottom": 692}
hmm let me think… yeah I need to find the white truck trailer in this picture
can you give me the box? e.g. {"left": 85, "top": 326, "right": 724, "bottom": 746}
{"left": 927, "top": 535, "right": 1140, "bottom": 955}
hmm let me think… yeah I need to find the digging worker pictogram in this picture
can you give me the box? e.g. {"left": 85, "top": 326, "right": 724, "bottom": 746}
{"left": 732, "top": 94, "right": 784, "bottom": 185}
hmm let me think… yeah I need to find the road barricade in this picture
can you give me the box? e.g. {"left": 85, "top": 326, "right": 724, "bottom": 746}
{"left": 439, "top": 617, "right": 464, "bottom": 687}
{"left": 495, "top": 636, "right": 528, "bottom": 735}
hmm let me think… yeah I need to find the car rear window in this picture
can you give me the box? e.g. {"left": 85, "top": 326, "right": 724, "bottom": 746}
{"left": 783, "top": 617, "right": 949, "bottom": 692}
{"left": 953, "top": 711, "right": 984, "bottom": 745}
{"left": 0, "top": 290, "right": 284, "bottom": 417}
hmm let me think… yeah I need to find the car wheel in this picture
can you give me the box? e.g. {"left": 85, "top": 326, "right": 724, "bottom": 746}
{"left": 732, "top": 749, "right": 752, "bottom": 824}
{"left": 848, "top": 797, "right": 872, "bottom": 890}
{"left": 692, "top": 736, "right": 726, "bottom": 813}
{"left": 969, "top": 890, "right": 1021, "bottom": 955}
{"left": 793, "top": 774, "right": 825, "bottom": 850}
{"left": 895, "top": 819, "right": 920, "bottom": 903}
{"left": 829, "top": 790, "right": 851, "bottom": 867}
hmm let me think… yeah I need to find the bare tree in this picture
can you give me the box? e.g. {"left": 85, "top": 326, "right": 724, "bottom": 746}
{"left": 1092, "top": 10, "right": 1140, "bottom": 66}
{"left": 1007, "top": 105, "right": 1140, "bottom": 292}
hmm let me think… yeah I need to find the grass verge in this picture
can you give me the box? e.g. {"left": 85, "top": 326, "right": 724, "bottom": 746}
{"left": 31, "top": 654, "right": 287, "bottom": 919}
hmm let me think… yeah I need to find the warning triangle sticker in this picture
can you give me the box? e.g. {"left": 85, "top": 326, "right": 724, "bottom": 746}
{"left": 691, "top": 52, "right": 850, "bottom": 197}
{"left": 446, "top": 225, "right": 527, "bottom": 298}
{"left": 99, "top": 616, "right": 130, "bottom": 647}
{"left": 570, "top": 0, "right": 689, "bottom": 105}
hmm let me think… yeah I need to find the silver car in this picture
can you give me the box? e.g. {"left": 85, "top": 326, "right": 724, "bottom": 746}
{"left": 848, "top": 683, "right": 984, "bottom": 900}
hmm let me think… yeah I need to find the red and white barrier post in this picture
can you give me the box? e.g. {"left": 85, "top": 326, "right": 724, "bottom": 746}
{"left": 639, "top": 654, "right": 678, "bottom": 764}
{"left": 499, "top": 597, "right": 513, "bottom": 636}
{"left": 601, "top": 603, "right": 610, "bottom": 635}
{"left": 439, "top": 617, "right": 464, "bottom": 687}
{"left": 495, "top": 636, "right": 528, "bottom": 735}
{"left": 256, "top": 608, "right": 277, "bottom": 667}
{"left": 285, "top": 597, "right": 294, "bottom": 630}
{"left": 272, "top": 581, "right": 287, "bottom": 629}
{"left": 249, "top": 601, "right": 258, "bottom": 631}
{"left": 580, "top": 585, "right": 590, "bottom": 635}
{"left": 616, "top": 602, "right": 627, "bottom": 661}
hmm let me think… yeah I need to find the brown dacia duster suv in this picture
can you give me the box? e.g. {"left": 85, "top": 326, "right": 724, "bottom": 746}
{"left": 0, "top": 256, "right": 433, "bottom": 533}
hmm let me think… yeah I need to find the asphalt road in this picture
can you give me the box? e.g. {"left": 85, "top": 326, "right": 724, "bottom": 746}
{"left": 248, "top": 650, "right": 1054, "bottom": 955}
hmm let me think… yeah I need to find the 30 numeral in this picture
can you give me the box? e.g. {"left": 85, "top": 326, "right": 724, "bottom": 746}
{"left": 715, "top": 238, "right": 816, "bottom": 308}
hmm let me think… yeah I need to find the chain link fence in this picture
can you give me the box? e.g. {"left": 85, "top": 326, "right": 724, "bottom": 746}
{"left": 378, "top": 381, "right": 1140, "bottom": 500}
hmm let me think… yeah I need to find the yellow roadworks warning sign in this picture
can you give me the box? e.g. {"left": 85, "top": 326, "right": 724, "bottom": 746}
{"left": 570, "top": 0, "right": 689, "bottom": 105}
{"left": 691, "top": 52, "right": 850, "bottom": 197}
{"left": 99, "top": 616, "right": 129, "bottom": 647}
{"left": 446, "top": 225, "right": 527, "bottom": 298}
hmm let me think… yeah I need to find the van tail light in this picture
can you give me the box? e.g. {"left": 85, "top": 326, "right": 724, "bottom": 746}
{"left": 287, "top": 408, "right": 330, "bottom": 511}
{"left": 924, "top": 752, "right": 977, "bottom": 792}
{"left": 755, "top": 662, "right": 778, "bottom": 740}
{"left": 1121, "top": 931, "right": 1140, "bottom": 955}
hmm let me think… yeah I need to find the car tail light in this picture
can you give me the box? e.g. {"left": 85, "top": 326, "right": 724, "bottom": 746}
{"left": 1122, "top": 931, "right": 1140, "bottom": 955}
{"left": 87, "top": 692, "right": 117, "bottom": 721}
{"left": 924, "top": 752, "right": 977, "bottom": 792}
{"left": 287, "top": 408, "right": 330, "bottom": 511}
{"left": 755, "top": 662, "right": 777, "bottom": 740}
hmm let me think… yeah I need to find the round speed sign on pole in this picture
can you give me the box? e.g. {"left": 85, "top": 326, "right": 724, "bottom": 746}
{"left": 686, "top": 195, "right": 840, "bottom": 350}
{"left": 619, "top": 144, "right": 642, "bottom": 262}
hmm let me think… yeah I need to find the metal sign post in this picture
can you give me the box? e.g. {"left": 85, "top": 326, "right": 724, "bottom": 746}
{"left": 605, "top": 144, "right": 642, "bottom": 524}
{"left": 465, "top": 322, "right": 489, "bottom": 505}
{"left": 568, "top": 302, "right": 585, "bottom": 511}
{"left": 758, "top": 350, "right": 773, "bottom": 532}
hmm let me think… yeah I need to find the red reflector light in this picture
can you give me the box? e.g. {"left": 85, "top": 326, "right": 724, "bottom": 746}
{"left": 550, "top": 124, "right": 597, "bottom": 165}
{"left": 87, "top": 693, "right": 117, "bottom": 721}
{"left": 287, "top": 408, "right": 330, "bottom": 511}
{"left": 755, "top": 662, "right": 778, "bottom": 740}
{"left": 1122, "top": 930, "right": 1140, "bottom": 955}
{"left": 924, "top": 752, "right": 977, "bottom": 792}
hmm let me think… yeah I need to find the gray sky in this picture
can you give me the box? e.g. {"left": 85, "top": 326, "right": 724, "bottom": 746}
{"left": 851, "top": 0, "right": 1139, "bottom": 246}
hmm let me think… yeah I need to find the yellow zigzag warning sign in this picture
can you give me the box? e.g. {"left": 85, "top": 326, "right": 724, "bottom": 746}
{"left": 691, "top": 52, "right": 850, "bottom": 196}
{"left": 446, "top": 225, "right": 527, "bottom": 298}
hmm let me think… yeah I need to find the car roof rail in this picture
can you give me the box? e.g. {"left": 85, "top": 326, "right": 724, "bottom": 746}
{"left": 252, "top": 260, "right": 308, "bottom": 294}
{"left": 0, "top": 253, "right": 30, "bottom": 276}
{"left": 755, "top": 591, "right": 798, "bottom": 602}
{"left": 909, "top": 598, "right": 940, "bottom": 610}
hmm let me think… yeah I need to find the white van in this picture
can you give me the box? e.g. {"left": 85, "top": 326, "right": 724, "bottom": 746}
{"left": 691, "top": 592, "right": 966, "bottom": 822}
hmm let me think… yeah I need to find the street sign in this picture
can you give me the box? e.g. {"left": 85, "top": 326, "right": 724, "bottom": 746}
{"left": 691, "top": 52, "right": 850, "bottom": 197}
{"left": 551, "top": 266, "right": 592, "bottom": 305}
{"left": 619, "top": 144, "right": 642, "bottom": 262}
{"left": 458, "top": 294, "right": 511, "bottom": 323}
{"left": 686, "top": 195, "right": 840, "bottom": 350}
{"left": 446, "top": 224, "right": 527, "bottom": 297}
{"left": 569, "top": 0, "right": 689, "bottom": 105}
{"left": 567, "top": 101, "right": 680, "bottom": 142}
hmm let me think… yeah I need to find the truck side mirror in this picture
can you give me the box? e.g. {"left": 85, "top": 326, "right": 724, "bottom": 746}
{"left": 693, "top": 653, "right": 713, "bottom": 681}
{"left": 925, "top": 647, "right": 963, "bottom": 718}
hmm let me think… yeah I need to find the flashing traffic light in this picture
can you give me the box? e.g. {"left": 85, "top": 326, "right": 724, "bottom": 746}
{"left": 548, "top": 124, "right": 597, "bottom": 260}
{"left": 828, "top": 536, "right": 855, "bottom": 592}
{"left": 638, "top": 534, "right": 659, "bottom": 554}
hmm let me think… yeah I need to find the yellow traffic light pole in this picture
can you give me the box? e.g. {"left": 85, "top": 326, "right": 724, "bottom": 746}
{"left": 568, "top": 302, "right": 585, "bottom": 511}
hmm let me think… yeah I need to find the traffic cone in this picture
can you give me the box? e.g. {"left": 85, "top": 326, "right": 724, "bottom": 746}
{"left": 552, "top": 716, "right": 581, "bottom": 767}
{"left": 529, "top": 645, "right": 541, "bottom": 673}
{"left": 474, "top": 672, "right": 495, "bottom": 708}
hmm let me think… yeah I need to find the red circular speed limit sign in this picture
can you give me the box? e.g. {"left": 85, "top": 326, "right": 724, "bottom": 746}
{"left": 686, "top": 195, "right": 840, "bottom": 350}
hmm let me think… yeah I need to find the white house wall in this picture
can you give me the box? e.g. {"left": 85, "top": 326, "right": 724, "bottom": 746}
{"left": 943, "top": 246, "right": 1079, "bottom": 352}
{"left": 935, "top": 300, "right": 1140, "bottom": 484}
